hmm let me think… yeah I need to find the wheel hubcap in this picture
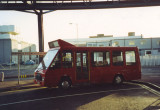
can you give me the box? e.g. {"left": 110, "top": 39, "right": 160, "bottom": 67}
{"left": 115, "top": 76, "right": 122, "bottom": 84}
{"left": 61, "top": 81, "right": 69, "bottom": 89}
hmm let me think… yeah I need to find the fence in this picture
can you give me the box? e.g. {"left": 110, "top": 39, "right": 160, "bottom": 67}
{"left": 140, "top": 55, "right": 160, "bottom": 67}
{"left": 0, "top": 52, "right": 46, "bottom": 84}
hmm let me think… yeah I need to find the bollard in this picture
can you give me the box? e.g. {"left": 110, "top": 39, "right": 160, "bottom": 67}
{"left": 0, "top": 72, "right": 4, "bottom": 82}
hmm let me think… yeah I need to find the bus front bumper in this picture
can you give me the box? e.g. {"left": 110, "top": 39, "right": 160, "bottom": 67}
{"left": 34, "top": 73, "right": 45, "bottom": 86}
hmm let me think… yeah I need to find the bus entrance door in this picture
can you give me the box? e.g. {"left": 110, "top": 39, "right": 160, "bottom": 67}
{"left": 76, "top": 52, "right": 89, "bottom": 81}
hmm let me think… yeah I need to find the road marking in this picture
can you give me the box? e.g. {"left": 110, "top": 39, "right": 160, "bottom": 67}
{"left": 126, "top": 82, "right": 160, "bottom": 96}
{"left": 0, "top": 87, "right": 142, "bottom": 107}
{"left": 1, "top": 82, "right": 160, "bottom": 107}
{"left": 150, "top": 76, "right": 160, "bottom": 78}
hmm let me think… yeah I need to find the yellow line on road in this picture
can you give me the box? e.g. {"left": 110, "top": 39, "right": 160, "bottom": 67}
{"left": 125, "top": 82, "right": 160, "bottom": 96}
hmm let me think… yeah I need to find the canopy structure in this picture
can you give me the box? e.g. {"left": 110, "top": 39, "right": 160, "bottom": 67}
{"left": 0, "top": 0, "right": 160, "bottom": 10}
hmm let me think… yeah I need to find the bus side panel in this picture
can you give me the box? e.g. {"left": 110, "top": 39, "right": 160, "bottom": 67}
{"left": 123, "top": 49, "right": 141, "bottom": 81}
{"left": 90, "top": 67, "right": 103, "bottom": 84}
{"left": 89, "top": 50, "right": 114, "bottom": 84}
{"left": 45, "top": 68, "right": 76, "bottom": 87}
{"left": 61, "top": 68, "right": 76, "bottom": 84}
{"left": 109, "top": 49, "right": 126, "bottom": 82}
{"left": 90, "top": 66, "right": 114, "bottom": 84}
{"left": 134, "top": 49, "right": 141, "bottom": 79}
{"left": 45, "top": 69, "right": 62, "bottom": 87}
{"left": 110, "top": 65, "right": 126, "bottom": 81}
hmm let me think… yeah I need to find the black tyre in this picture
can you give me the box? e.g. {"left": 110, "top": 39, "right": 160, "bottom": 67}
{"left": 113, "top": 75, "right": 123, "bottom": 85}
{"left": 58, "top": 78, "right": 72, "bottom": 89}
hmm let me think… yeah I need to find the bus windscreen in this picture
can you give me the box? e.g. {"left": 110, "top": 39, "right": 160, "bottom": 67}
{"left": 36, "top": 49, "right": 59, "bottom": 71}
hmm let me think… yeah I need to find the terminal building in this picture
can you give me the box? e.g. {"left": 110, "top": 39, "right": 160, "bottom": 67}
{"left": 0, "top": 25, "right": 37, "bottom": 64}
{"left": 65, "top": 32, "right": 160, "bottom": 56}
{"left": 65, "top": 32, "right": 160, "bottom": 66}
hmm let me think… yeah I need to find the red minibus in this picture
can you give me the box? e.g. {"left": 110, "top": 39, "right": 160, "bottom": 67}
{"left": 34, "top": 39, "right": 141, "bottom": 89}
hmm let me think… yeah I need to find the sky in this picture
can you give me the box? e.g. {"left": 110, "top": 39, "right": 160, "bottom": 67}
{"left": 1, "top": 6, "right": 160, "bottom": 51}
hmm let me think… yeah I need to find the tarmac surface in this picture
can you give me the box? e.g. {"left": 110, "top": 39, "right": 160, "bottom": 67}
{"left": 0, "top": 67, "right": 159, "bottom": 93}
{"left": 0, "top": 67, "right": 159, "bottom": 110}
{"left": 140, "top": 67, "right": 160, "bottom": 87}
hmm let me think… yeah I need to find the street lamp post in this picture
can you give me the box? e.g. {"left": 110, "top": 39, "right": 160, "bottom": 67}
{"left": 69, "top": 23, "right": 79, "bottom": 46}
{"left": 17, "top": 43, "right": 21, "bottom": 85}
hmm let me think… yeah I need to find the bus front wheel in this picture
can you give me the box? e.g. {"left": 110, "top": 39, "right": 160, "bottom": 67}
{"left": 58, "top": 78, "right": 72, "bottom": 89}
{"left": 113, "top": 75, "right": 123, "bottom": 85}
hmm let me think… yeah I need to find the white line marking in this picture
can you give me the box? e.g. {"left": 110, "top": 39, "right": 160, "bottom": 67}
{"left": 150, "top": 76, "right": 160, "bottom": 78}
{"left": 126, "top": 82, "right": 160, "bottom": 96}
{"left": 0, "top": 87, "right": 142, "bottom": 107}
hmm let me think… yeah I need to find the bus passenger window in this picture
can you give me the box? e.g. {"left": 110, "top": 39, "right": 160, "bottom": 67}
{"left": 50, "top": 53, "right": 61, "bottom": 69}
{"left": 106, "top": 51, "right": 110, "bottom": 66}
{"left": 92, "top": 51, "right": 110, "bottom": 67}
{"left": 112, "top": 51, "right": 123, "bottom": 66}
{"left": 62, "top": 51, "right": 73, "bottom": 68}
{"left": 125, "top": 51, "right": 136, "bottom": 65}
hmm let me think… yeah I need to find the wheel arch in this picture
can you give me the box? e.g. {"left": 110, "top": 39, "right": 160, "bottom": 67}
{"left": 114, "top": 73, "right": 125, "bottom": 81}
{"left": 59, "top": 75, "right": 72, "bottom": 84}
{"left": 113, "top": 73, "right": 125, "bottom": 85}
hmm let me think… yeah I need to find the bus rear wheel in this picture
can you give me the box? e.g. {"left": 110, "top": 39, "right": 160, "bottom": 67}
{"left": 58, "top": 78, "right": 72, "bottom": 89}
{"left": 113, "top": 75, "right": 123, "bottom": 85}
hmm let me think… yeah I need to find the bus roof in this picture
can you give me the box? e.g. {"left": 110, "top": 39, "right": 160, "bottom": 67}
{"left": 48, "top": 39, "right": 75, "bottom": 49}
{"left": 48, "top": 39, "right": 138, "bottom": 51}
{"left": 62, "top": 46, "right": 138, "bottom": 51}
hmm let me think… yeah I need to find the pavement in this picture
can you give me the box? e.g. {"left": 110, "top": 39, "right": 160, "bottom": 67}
{"left": 0, "top": 69, "right": 34, "bottom": 79}
{"left": 0, "top": 78, "right": 40, "bottom": 93}
{"left": 0, "top": 64, "right": 37, "bottom": 79}
{"left": 0, "top": 67, "right": 159, "bottom": 93}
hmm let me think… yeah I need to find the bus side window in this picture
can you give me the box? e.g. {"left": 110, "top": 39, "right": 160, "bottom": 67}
{"left": 125, "top": 51, "right": 136, "bottom": 65}
{"left": 50, "top": 53, "right": 61, "bottom": 69}
{"left": 112, "top": 51, "right": 124, "bottom": 66}
{"left": 62, "top": 51, "right": 73, "bottom": 68}
{"left": 92, "top": 51, "right": 110, "bottom": 67}
{"left": 106, "top": 51, "right": 110, "bottom": 66}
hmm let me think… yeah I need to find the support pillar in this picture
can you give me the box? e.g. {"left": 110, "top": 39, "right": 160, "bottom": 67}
{"left": 37, "top": 10, "right": 44, "bottom": 62}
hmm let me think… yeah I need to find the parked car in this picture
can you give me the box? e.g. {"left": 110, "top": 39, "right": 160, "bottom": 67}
{"left": 7, "top": 62, "right": 16, "bottom": 66}
{"left": 3, "top": 61, "right": 16, "bottom": 66}
{"left": 20, "top": 61, "right": 25, "bottom": 65}
{"left": 24, "top": 60, "right": 35, "bottom": 65}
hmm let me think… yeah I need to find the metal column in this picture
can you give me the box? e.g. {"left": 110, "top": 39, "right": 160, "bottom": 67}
{"left": 37, "top": 10, "right": 44, "bottom": 62}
